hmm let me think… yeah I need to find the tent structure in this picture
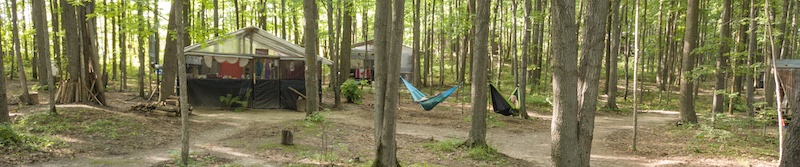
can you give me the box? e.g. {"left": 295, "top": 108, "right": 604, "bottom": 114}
{"left": 350, "top": 40, "right": 416, "bottom": 80}
{"left": 181, "top": 26, "right": 332, "bottom": 110}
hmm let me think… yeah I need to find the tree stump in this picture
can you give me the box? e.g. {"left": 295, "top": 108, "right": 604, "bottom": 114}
{"left": 281, "top": 130, "right": 293, "bottom": 145}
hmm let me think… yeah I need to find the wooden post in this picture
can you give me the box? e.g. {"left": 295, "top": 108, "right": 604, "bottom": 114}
{"left": 281, "top": 130, "right": 293, "bottom": 145}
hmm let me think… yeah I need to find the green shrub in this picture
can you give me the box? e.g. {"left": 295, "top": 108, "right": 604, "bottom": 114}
{"left": 220, "top": 89, "right": 251, "bottom": 112}
{"left": 0, "top": 124, "right": 20, "bottom": 146}
{"left": 341, "top": 79, "right": 367, "bottom": 104}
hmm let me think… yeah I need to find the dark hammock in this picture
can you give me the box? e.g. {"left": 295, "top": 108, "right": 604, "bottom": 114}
{"left": 401, "top": 77, "right": 463, "bottom": 111}
{"left": 490, "top": 84, "right": 518, "bottom": 116}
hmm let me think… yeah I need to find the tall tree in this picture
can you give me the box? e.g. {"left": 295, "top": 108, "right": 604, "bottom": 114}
{"left": 338, "top": 0, "right": 354, "bottom": 108}
{"left": 576, "top": 0, "right": 609, "bottom": 165}
{"left": 713, "top": 0, "right": 732, "bottom": 114}
{"left": 80, "top": 0, "right": 106, "bottom": 105}
{"left": 372, "top": 0, "right": 404, "bottom": 165}
{"left": 49, "top": 0, "right": 62, "bottom": 78}
{"left": 138, "top": 0, "right": 146, "bottom": 98}
{"left": 412, "top": 0, "right": 421, "bottom": 87}
{"left": 518, "top": 0, "right": 532, "bottom": 119}
{"left": 465, "top": 0, "right": 489, "bottom": 148}
{"left": 161, "top": 0, "right": 181, "bottom": 101}
{"left": 303, "top": 0, "right": 319, "bottom": 116}
{"left": 680, "top": 0, "right": 700, "bottom": 123}
{"left": 32, "top": 0, "right": 56, "bottom": 114}
{"left": 120, "top": 1, "right": 128, "bottom": 91}
{"left": 327, "top": 0, "right": 338, "bottom": 108}
{"left": 11, "top": 0, "right": 32, "bottom": 105}
{"left": 606, "top": 0, "right": 622, "bottom": 110}
{"left": 746, "top": 0, "right": 758, "bottom": 117}
{"left": 166, "top": 0, "right": 190, "bottom": 165}
{"left": 0, "top": 19, "right": 9, "bottom": 124}
{"left": 549, "top": 0, "right": 580, "bottom": 165}
{"left": 34, "top": 0, "right": 48, "bottom": 87}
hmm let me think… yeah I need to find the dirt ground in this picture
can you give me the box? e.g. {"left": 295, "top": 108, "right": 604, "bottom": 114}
{"left": 0, "top": 79, "right": 781, "bottom": 166}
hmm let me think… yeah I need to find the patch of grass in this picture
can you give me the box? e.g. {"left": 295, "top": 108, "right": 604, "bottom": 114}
{"left": 259, "top": 143, "right": 312, "bottom": 153}
{"left": 405, "top": 162, "right": 445, "bottom": 167}
{"left": 16, "top": 112, "right": 79, "bottom": 134}
{"left": 299, "top": 150, "right": 340, "bottom": 162}
{"left": 466, "top": 145, "right": 501, "bottom": 161}
{"left": 663, "top": 115, "right": 780, "bottom": 159}
{"left": 422, "top": 139, "right": 462, "bottom": 152}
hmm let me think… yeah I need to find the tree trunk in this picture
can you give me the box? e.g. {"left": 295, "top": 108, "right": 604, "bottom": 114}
{"left": 679, "top": 0, "right": 699, "bottom": 123}
{"left": 576, "top": 0, "right": 609, "bottom": 165}
{"left": 112, "top": 10, "right": 118, "bottom": 81}
{"left": 465, "top": 0, "right": 489, "bottom": 148}
{"left": 32, "top": 0, "right": 56, "bottom": 113}
{"left": 120, "top": 1, "right": 128, "bottom": 91}
{"left": 412, "top": 0, "right": 421, "bottom": 87}
{"left": 213, "top": 0, "right": 219, "bottom": 36}
{"left": 713, "top": 0, "right": 732, "bottom": 114}
{"left": 372, "top": 0, "right": 403, "bottom": 165}
{"left": 49, "top": 0, "right": 62, "bottom": 79}
{"left": 0, "top": 19, "right": 9, "bottom": 123}
{"left": 326, "top": 0, "right": 338, "bottom": 108}
{"left": 606, "top": 0, "right": 622, "bottom": 110}
{"left": 549, "top": 0, "right": 580, "bottom": 164}
{"left": 138, "top": 1, "right": 146, "bottom": 98}
{"left": 35, "top": 0, "right": 49, "bottom": 87}
{"left": 338, "top": 0, "right": 353, "bottom": 108}
{"left": 11, "top": 0, "right": 31, "bottom": 105}
{"left": 61, "top": 0, "right": 79, "bottom": 87}
{"left": 79, "top": 1, "right": 106, "bottom": 105}
{"left": 518, "top": 0, "right": 532, "bottom": 119}
{"left": 530, "top": 0, "right": 544, "bottom": 85}
{"left": 160, "top": 1, "right": 180, "bottom": 101}
{"left": 303, "top": 0, "right": 320, "bottom": 116}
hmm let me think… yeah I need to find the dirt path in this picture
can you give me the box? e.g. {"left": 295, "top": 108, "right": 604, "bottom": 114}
{"left": 326, "top": 110, "right": 680, "bottom": 167}
{"left": 29, "top": 109, "right": 307, "bottom": 167}
{"left": 27, "top": 106, "right": 733, "bottom": 167}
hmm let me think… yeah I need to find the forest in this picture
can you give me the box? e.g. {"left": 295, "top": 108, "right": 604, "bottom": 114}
{"left": 0, "top": 0, "right": 799, "bottom": 166}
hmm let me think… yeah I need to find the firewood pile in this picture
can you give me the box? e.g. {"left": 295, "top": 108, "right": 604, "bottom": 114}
{"left": 55, "top": 80, "right": 103, "bottom": 105}
{"left": 128, "top": 99, "right": 192, "bottom": 117}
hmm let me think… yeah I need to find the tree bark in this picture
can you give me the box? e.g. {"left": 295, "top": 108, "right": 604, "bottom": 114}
{"left": 35, "top": 0, "right": 48, "bottom": 87}
{"left": 518, "top": 0, "right": 532, "bottom": 119}
{"left": 550, "top": 0, "right": 580, "bottom": 165}
{"left": 464, "top": 0, "right": 489, "bottom": 148}
{"left": 303, "top": 0, "right": 320, "bottom": 116}
{"left": 77, "top": 0, "right": 105, "bottom": 105}
{"left": 11, "top": 0, "right": 31, "bottom": 105}
{"left": 372, "top": 0, "right": 403, "bottom": 165}
{"left": 713, "top": 0, "right": 732, "bottom": 114}
{"left": 167, "top": 0, "right": 189, "bottom": 165}
{"left": 161, "top": 1, "right": 180, "bottom": 101}
{"left": 607, "top": 0, "right": 622, "bottom": 110}
{"left": 32, "top": 0, "right": 56, "bottom": 113}
{"left": 576, "top": 0, "right": 609, "bottom": 165}
{"left": 0, "top": 19, "right": 9, "bottom": 123}
{"left": 412, "top": 0, "right": 421, "bottom": 87}
{"left": 49, "top": 0, "right": 62, "bottom": 79}
{"left": 680, "top": 0, "right": 699, "bottom": 123}
{"left": 745, "top": 0, "right": 758, "bottom": 117}
{"left": 119, "top": 1, "right": 128, "bottom": 91}
{"left": 373, "top": 0, "right": 390, "bottom": 160}
{"left": 338, "top": 0, "right": 354, "bottom": 108}
{"left": 138, "top": 0, "right": 146, "bottom": 98}
{"left": 328, "top": 0, "right": 340, "bottom": 108}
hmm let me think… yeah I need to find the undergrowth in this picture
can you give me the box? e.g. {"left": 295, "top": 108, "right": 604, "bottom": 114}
{"left": 665, "top": 114, "right": 779, "bottom": 159}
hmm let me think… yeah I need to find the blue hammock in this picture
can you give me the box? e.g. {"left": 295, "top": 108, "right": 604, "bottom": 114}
{"left": 401, "top": 77, "right": 463, "bottom": 111}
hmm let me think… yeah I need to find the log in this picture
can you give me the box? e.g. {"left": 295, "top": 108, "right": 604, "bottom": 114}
{"left": 281, "top": 130, "right": 294, "bottom": 145}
